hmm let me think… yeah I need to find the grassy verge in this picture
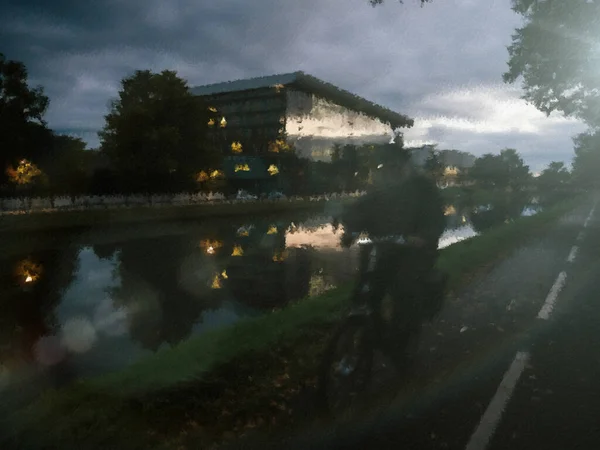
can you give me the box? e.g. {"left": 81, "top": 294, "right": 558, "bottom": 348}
{"left": 0, "top": 199, "right": 342, "bottom": 233}
{"left": 4, "top": 195, "right": 586, "bottom": 450}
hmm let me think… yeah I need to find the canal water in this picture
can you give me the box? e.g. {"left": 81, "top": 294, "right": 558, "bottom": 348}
{"left": 0, "top": 200, "right": 540, "bottom": 396}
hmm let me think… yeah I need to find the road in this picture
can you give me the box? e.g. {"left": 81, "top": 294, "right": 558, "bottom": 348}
{"left": 229, "top": 196, "right": 600, "bottom": 450}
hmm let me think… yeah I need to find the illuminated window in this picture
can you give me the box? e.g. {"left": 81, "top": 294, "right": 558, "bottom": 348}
{"left": 231, "top": 141, "right": 243, "bottom": 153}
{"left": 234, "top": 164, "right": 251, "bottom": 172}
{"left": 210, "top": 170, "right": 224, "bottom": 179}
{"left": 220, "top": 117, "right": 227, "bottom": 128}
{"left": 196, "top": 171, "right": 209, "bottom": 182}
{"left": 268, "top": 164, "right": 279, "bottom": 176}
{"left": 208, "top": 106, "right": 217, "bottom": 112}
{"left": 211, "top": 273, "right": 222, "bottom": 289}
{"left": 267, "top": 225, "right": 278, "bottom": 235}
{"left": 232, "top": 245, "right": 244, "bottom": 256}
{"left": 208, "top": 118, "right": 215, "bottom": 127}
{"left": 444, "top": 205, "right": 457, "bottom": 216}
{"left": 200, "top": 240, "right": 223, "bottom": 255}
{"left": 273, "top": 83, "right": 285, "bottom": 93}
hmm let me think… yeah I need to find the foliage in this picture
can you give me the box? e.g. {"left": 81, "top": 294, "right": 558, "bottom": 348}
{"left": 5, "top": 159, "right": 42, "bottom": 185}
{"left": 98, "top": 70, "right": 221, "bottom": 193}
{"left": 536, "top": 161, "right": 570, "bottom": 191}
{"left": 6, "top": 195, "right": 584, "bottom": 450}
{"left": 368, "top": 0, "right": 431, "bottom": 7}
{"left": 41, "top": 134, "right": 92, "bottom": 196}
{"left": 503, "top": 1, "right": 600, "bottom": 125}
{"left": 423, "top": 149, "right": 445, "bottom": 184}
{"left": 0, "top": 53, "right": 53, "bottom": 188}
{"left": 572, "top": 130, "right": 600, "bottom": 189}
{"left": 466, "top": 149, "right": 531, "bottom": 191}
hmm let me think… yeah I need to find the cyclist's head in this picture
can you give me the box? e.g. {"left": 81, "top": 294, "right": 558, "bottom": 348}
{"left": 373, "top": 144, "right": 412, "bottom": 186}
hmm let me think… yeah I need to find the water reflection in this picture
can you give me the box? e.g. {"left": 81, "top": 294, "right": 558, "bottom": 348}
{"left": 0, "top": 196, "right": 539, "bottom": 393}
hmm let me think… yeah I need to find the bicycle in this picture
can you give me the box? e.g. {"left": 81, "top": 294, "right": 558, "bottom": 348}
{"left": 316, "top": 233, "right": 447, "bottom": 416}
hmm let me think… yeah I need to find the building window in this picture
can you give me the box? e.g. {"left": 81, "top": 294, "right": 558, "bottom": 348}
{"left": 235, "top": 164, "right": 251, "bottom": 172}
{"left": 231, "top": 141, "right": 243, "bottom": 153}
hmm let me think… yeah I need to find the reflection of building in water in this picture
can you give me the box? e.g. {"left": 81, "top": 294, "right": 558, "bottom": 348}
{"left": 191, "top": 71, "right": 413, "bottom": 192}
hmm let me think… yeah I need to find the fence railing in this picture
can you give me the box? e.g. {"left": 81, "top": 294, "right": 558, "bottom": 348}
{"left": 0, "top": 191, "right": 366, "bottom": 215}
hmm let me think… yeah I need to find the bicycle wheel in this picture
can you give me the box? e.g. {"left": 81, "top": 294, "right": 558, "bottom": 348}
{"left": 317, "top": 315, "right": 374, "bottom": 415}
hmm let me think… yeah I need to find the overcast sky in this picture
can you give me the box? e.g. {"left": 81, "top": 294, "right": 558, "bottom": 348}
{"left": 0, "top": 0, "right": 588, "bottom": 172}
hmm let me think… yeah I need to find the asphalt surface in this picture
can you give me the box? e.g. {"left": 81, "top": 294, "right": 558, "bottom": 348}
{"left": 230, "top": 197, "right": 600, "bottom": 450}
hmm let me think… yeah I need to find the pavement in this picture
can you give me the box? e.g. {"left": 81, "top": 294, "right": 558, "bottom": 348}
{"left": 229, "top": 196, "right": 600, "bottom": 450}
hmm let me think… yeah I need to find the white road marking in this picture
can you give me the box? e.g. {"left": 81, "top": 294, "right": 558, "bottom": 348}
{"left": 465, "top": 351, "right": 530, "bottom": 450}
{"left": 567, "top": 245, "right": 579, "bottom": 263}
{"left": 464, "top": 201, "right": 596, "bottom": 450}
{"left": 537, "top": 271, "right": 567, "bottom": 320}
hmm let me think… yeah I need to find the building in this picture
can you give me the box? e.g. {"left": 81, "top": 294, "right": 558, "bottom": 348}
{"left": 190, "top": 71, "right": 413, "bottom": 193}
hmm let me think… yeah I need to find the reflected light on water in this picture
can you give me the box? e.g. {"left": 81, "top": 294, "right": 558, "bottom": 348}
{"left": 93, "top": 298, "right": 128, "bottom": 337}
{"left": 61, "top": 317, "right": 97, "bottom": 354}
{"left": 200, "top": 240, "right": 223, "bottom": 255}
{"left": 285, "top": 223, "right": 342, "bottom": 250}
{"left": 16, "top": 258, "right": 43, "bottom": 285}
{"left": 438, "top": 225, "right": 479, "bottom": 249}
{"left": 211, "top": 273, "right": 222, "bottom": 289}
{"left": 444, "top": 205, "right": 457, "bottom": 216}
{"left": 34, "top": 335, "right": 67, "bottom": 366}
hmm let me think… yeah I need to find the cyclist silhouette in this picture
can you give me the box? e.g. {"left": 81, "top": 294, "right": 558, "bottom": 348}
{"left": 336, "top": 143, "right": 447, "bottom": 362}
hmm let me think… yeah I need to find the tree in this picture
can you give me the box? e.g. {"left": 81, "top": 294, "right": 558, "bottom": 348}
{"left": 368, "top": 0, "right": 431, "bottom": 7}
{"left": 500, "top": 148, "right": 531, "bottom": 191}
{"left": 503, "top": 1, "right": 600, "bottom": 125}
{"left": 98, "top": 70, "right": 220, "bottom": 193}
{"left": 572, "top": 131, "right": 600, "bottom": 189}
{"left": 424, "top": 150, "right": 444, "bottom": 185}
{"left": 0, "top": 53, "right": 53, "bottom": 190}
{"left": 467, "top": 149, "right": 531, "bottom": 191}
{"left": 42, "top": 134, "right": 91, "bottom": 198}
{"left": 536, "top": 160, "right": 571, "bottom": 205}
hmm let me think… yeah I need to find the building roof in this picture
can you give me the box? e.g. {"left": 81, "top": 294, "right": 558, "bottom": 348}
{"left": 190, "top": 71, "right": 414, "bottom": 130}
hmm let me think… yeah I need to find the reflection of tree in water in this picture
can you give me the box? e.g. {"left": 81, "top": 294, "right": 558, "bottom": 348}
{"left": 110, "top": 235, "right": 217, "bottom": 351}
{"left": 470, "top": 191, "right": 530, "bottom": 233}
{"left": 92, "top": 242, "right": 120, "bottom": 261}
{"left": 0, "top": 234, "right": 80, "bottom": 368}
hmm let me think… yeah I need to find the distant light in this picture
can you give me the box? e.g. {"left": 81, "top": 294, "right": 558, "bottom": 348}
{"left": 207, "top": 246, "right": 215, "bottom": 255}
{"left": 221, "top": 270, "right": 228, "bottom": 279}
{"left": 25, "top": 275, "right": 33, "bottom": 283}
{"left": 377, "top": 164, "right": 383, "bottom": 169}
{"left": 267, "top": 225, "right": 278, "bottom": 235}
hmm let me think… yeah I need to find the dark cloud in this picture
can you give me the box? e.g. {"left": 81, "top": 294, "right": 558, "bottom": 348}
{"left": 0, "top": 0, "right": 586, "bottom": 167}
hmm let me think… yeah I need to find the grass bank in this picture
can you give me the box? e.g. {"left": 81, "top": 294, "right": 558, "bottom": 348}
{"left": 0, "top": 199, "right": 342, "bottom": 233}
{"left": 3, "top": 195, "right": 586, "bottom": 450}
